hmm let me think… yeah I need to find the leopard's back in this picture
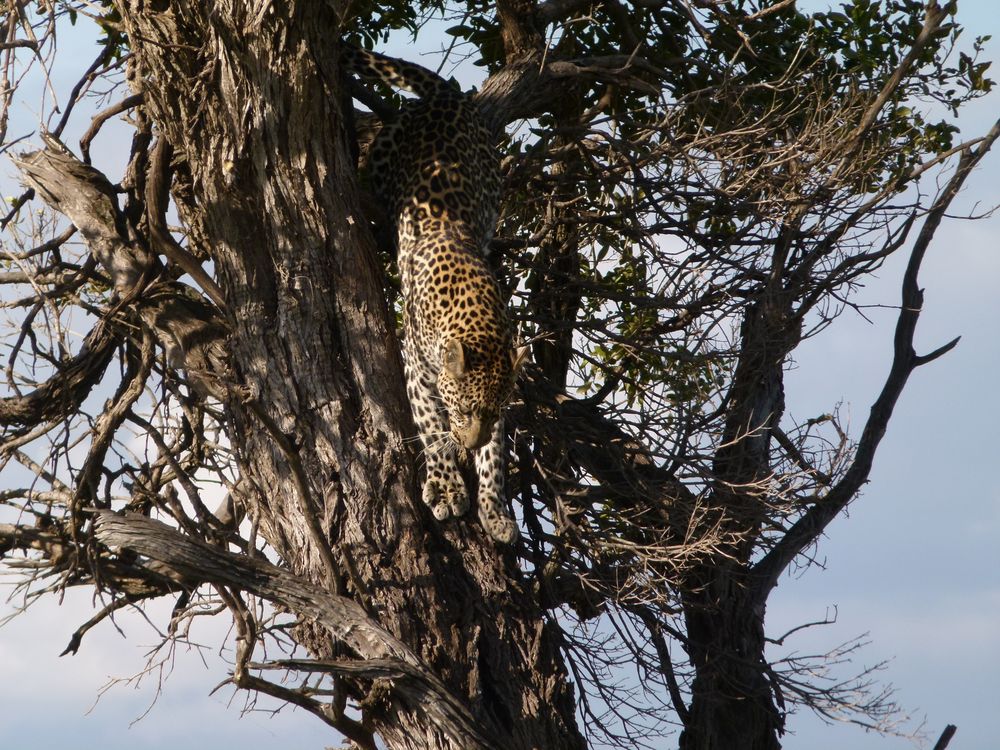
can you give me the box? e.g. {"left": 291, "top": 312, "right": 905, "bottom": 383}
{"left": 343, "top": 46, "right": 501, "bottom": 255}
{"left": 342, "top": 44, "right": 510, "bottom": 378}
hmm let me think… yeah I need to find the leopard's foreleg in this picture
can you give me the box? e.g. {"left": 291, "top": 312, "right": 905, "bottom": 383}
{"left": 474, "top": 415, "right": 519, "bottom": 543}
{"left": 404, "top": 357, "right": 469, "bottom": 520}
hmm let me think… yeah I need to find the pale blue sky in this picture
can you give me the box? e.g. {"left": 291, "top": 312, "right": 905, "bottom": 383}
{"left": 1, "top": 3, "right": 998, "bottom": 749}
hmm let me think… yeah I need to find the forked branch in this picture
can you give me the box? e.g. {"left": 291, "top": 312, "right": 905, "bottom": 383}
{"left": 11, "top": 135, "right": 232, "bottom": 398}
{"left": 751, "top": 118, "right": 1000, "bottom": 602}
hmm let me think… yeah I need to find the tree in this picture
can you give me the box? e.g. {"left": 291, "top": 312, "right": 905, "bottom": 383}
{"left": 0, "top": 1, "right": 995, "bottom": 748}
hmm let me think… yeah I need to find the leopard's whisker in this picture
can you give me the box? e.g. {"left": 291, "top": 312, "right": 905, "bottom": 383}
{"left": 421, "top": 434, "right": 453, "bottom": 456}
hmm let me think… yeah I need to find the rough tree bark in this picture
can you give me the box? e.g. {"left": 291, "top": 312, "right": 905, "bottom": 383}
{"left": 98, "top": 2, "right": 584, "bottom": 749}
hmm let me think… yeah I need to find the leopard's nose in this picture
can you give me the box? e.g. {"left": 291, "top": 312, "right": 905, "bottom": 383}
{"left": 464, "top": 432, "right": 490, "bottom": 451}
{"left": 458, "top": 418, "right": 491, "bottom": 450}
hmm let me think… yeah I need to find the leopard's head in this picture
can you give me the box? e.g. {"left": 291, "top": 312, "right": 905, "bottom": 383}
{"left": 437, "top": 339, "right": 527, "bottom": 450}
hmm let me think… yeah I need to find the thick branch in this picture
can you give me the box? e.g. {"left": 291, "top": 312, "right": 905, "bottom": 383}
{"left": 91, "top": 511, "right": 500, "bottom": 750}
{"left": 11, "top": 136, "right": 232, "bottom": 397}
{"left": 495, "top": 0, "right": 544, "bottom": 59}
{"left": 145, "top": 137, "right": 227, "bottom": 308}
{"left": 475, "top": 55, "right": 658, "bottom": 132}
{"left": 0, "top": 521, "right": 183, "bottom": 597}
{"left": 0, "top": 323, "right": 116, "bottom": 427}
{"left": 536, "top": 0, "right": 604, "bottom": 24}
{"left": 13, "top": 134, "right": 154, "bottom": 294}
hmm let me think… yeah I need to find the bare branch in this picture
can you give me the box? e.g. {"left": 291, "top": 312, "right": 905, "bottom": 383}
{"left": 91, "top": 511, "right": 502, "bottom": 750}
{"left": 11, "top": 135, "right": 233, "bottom": 397}
{"left": 144, "top": 137, "right": 227, "bottom": 308}
{"left": 13, "top": 134, "right": 154, "bottom": 294}
{"left": 0, "top": 323, "right": 116, "bottom": 427}
{"left": 751, "top": 118, "right": 1000, "bottom": 602}
{"left": 80, "top": 93, "right": 144, "bottom": 164}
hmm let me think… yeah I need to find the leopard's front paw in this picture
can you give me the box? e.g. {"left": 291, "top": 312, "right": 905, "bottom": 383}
{"left": 422, "top": 475, "right": 469, "bottom": 520}
{"left": 478, "top": 495, "right": 519, "bottom": 544}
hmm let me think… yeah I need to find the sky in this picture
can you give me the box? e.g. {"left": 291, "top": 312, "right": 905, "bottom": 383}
{"left": 1, "top": 2, "right": 998, "bottom": 749}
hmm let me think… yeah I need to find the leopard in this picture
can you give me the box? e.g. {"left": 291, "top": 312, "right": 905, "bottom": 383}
{"left": 342, "top": 44, "right": 523, "bottom": 544}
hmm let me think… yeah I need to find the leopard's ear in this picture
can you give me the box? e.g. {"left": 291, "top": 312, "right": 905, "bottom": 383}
{"left": 510, "top": 345, "right": 529, "bottom": 377}
{"left": 443, "top": 339, "right": 466, "bottom": 378}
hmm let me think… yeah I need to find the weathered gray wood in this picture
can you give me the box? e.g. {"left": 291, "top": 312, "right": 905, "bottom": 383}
{"left": 12, "top": 138, "right": 232, "bottom": 399}
{"left": 14, "top": 135, "right": 153, "bottom": 294}
{"left": 93, "top": 511, "right": 500, "bottom": 750}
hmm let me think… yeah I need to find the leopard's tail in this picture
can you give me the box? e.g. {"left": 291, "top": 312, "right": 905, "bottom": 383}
{"left": 341, "top": 44, "right": 454, "bottom": 101}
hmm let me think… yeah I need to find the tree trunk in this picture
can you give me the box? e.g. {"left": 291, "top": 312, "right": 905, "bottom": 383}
{"left": 112, "top": 2, "right": 583, "bottom": 748}
{"left": 679, "top": 293, "right": 798, "bottom": 749}
{"left": 680, "top": 571, "right": 782, "bottom": 750}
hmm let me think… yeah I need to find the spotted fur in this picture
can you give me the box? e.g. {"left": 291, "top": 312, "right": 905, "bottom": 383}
{"left": 343, "top": 45, "right": 521, "bottom": 543}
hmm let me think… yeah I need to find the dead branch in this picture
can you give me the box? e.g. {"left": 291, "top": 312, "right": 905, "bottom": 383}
{"left": 91, "top": 511, "right": 502, "bottom": 750}
{"left": 11, "top": 134, "right": 232, "bottom": 398}
{"left": 0, "top": 322, "right": 117, "bottom": 427}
